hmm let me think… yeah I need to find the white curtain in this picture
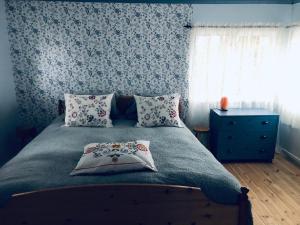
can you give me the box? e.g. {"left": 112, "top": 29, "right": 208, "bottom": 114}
{"left": 187, "top": 25, "right": 300, "bottom": 129}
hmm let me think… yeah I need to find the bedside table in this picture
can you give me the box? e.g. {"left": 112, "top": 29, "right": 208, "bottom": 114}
{"left": 16, "top": 127, "right": 37, "bottom": 149}
{"left": 193, "top": 126, "right": 209, "bottom": 148}
{"left": 209, "top": 108, "right": 279, "bottom": 162}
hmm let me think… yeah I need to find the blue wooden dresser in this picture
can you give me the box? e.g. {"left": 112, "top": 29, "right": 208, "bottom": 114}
{"left": 209, "top": 109, "right": 279, "bottom": 162}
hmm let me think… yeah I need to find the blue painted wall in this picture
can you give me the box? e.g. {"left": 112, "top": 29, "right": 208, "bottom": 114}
{"left": 0, "top": 0, "right": 17, "bottom": 166}
{"left": 192, "top": 4, "right": 291, "bottom": 25}
{"left": 35, "top": 0, "right": 296, "bottom": 4}
{"left": 292, "top": 2, "right": 300, "bottom": 22}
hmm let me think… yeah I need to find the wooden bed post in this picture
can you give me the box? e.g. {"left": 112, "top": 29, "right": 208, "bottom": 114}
{"left": 239, "top": 187, "right": 250, "bottom": 225}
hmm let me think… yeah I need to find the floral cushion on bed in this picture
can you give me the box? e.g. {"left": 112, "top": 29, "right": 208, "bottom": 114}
{"left": 70, "top": 140, "right": 157, "bottom": 175}
{"left": 134, "top": 94, "right": 182, "bottom": 127}
{"left": 65, "top": 93, "right": 113, "bottom": 127}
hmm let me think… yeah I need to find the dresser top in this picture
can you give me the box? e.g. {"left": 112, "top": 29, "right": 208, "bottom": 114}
{"left": 211, "top": 108, "right": 279, "bottom": 116}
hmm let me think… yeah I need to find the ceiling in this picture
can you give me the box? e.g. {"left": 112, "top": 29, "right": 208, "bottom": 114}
{"left": 37, "top": 0, "right": 300, "bottom": 3}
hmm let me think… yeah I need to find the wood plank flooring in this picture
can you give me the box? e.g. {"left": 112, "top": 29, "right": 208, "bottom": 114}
{"left": 224, "top": 154, "right": 300, "bottom": 225}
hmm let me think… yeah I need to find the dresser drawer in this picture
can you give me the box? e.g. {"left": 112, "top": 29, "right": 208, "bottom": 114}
{"left": 217, "top": 117, "right": 248, "bottom": 131}
{"left": 243, "top": 145, "right": 274, "bottom": 161}
{"left": 213, "top": 128, "right": 277, "bottom": 161}
{"left": 217, "top": 116, "right": 278, "bottom": 131}
{"left": 216, "top": 131, "right": 244, "bottom": 148}
{"left": 216, "top": 142, "right": 275, "bottom": 161}
{"left": 216, "top": 146, "right": 237, "bottom": 161}
{"left": 246, "top": 131, "right": 277, "bottom": 147}
{"left": 246, "top": 116, "right": 279, "bottom": 131}
{"left": 217, "top": 130, "right": 276, "bottom": 146}
{"left": 215, "top": 132, "right": 247, "bottom": 160}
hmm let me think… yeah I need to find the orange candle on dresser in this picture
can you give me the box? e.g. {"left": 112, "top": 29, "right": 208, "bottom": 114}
{"left": 220, "top": 96, "right": 229, "bottom": 111}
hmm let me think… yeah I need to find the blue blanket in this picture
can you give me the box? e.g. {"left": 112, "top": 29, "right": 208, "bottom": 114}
{"left": 0, "top": 116, "right": 242, "bottom": 206}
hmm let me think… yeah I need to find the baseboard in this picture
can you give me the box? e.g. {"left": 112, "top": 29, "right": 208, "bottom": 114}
{"left": 278, "top": 147, "right": 300, "bottom": 167}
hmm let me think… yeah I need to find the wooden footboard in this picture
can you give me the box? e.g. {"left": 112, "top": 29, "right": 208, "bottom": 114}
{"left": 0, "top": 184, "right": 249, "bottom": 225}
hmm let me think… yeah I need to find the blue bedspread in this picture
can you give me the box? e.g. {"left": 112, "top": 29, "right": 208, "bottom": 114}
{"left": 0, "top": 116, "right": 242, "bottom": 205}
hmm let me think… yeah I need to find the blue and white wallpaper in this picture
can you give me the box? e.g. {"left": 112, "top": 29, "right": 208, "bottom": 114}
{"left": 5, "top": 0, "right": 192, "bottom": 130}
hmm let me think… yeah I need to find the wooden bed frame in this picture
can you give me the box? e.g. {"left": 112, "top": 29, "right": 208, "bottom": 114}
{"left": 0, "top": 97, "right": 251, "bottom": 225}
{"left": 0, "top": 185, "right": 249, "bottom": 225}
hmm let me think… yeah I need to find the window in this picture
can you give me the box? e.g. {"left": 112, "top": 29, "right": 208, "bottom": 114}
{"left": 187, "top": 26, "right": 300, "bottom": 129}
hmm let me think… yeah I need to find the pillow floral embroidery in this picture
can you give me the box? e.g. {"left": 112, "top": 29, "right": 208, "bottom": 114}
{"left": 71, "top": 140, "right": 157, "bottom": 175}
{"left": 65, "top": 93, "right": 113, "bottom": 127}
{"left": 134, "top": 94, "right": 182, "bottom": 127}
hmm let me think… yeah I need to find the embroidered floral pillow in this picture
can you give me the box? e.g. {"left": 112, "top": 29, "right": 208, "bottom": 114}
{"left": 65, "top": 93, "right": 113, "bottom": 127}
{"left": 134, "top": 94, "right": 182, "bottom": 127}
{"left": 70, "top": 140, "right": 157, "bottom": 175}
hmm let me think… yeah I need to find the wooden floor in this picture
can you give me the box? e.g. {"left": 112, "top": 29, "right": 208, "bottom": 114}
{"left": 224, "top": 154, "right": 300, "bottom": 225}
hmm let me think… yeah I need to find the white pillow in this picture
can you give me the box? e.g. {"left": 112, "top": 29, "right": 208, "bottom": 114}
{"left": 134, "top": 94, "right": 182, "bottom": 127}
{"left": 65, "top": 93, "right": 113, "bottom": 127}
{"left": 70, "top": 140, "right": 157, "bottom": 175}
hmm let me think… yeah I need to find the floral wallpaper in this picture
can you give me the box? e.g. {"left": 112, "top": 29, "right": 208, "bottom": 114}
{"left": 5, "top": 0, "right": 192, "bottom": 130}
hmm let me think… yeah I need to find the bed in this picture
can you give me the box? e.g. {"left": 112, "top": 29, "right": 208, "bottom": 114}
{"left": 0, "top": 98, "right": 251, "bottom": 225}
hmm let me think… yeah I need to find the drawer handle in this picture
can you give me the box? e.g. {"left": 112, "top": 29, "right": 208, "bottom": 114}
{"left": 262, "top": 121, "right": 270, "bottom": 125}
{"left": 259, "top": 149, "right": 266, "bottom": 153}
{"left": 260, "top": 135, "right": 268, "bottom": 139}
{"left": 229, "top": 121, "right": 237, "bottom": 125}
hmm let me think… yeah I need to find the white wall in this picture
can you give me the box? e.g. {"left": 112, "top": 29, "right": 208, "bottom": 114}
{"left": 279, "top": 124, "right": 300, "bottom": 163}
{"left": 192, "top": 4, "right": 292, "bottom": 25}
{"left": 0, "top": 0, "right": 17, "bottom": 165}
